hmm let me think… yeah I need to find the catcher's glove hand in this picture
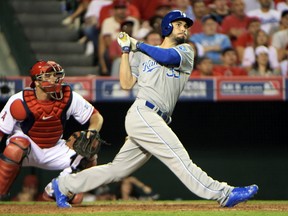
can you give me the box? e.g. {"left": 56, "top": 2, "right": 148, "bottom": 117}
{"left": 66, "top": 130, "right": 107, "bottom": 158}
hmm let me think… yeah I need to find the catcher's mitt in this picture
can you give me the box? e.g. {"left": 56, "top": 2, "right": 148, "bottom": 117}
{"left": 66, "top": 130, "right": 107, "bottom": 158}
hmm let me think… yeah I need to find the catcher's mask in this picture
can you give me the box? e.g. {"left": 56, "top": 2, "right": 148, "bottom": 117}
{"left": 161, "top": 10, "right": 193, "bottom": 37}
{"left": 30, "top": 60, "right": 65, "bottom": 100}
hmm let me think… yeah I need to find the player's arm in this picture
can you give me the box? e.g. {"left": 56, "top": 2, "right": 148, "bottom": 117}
{"left": 88, "top": 109, "right": 103, "bottom": 132}
{"left": 69, "top": 92, "right": 103, "bottom": 132}
{"left": 0, "top": 95, "right": 26, "bottom": 137}
{"left": 0, "top": 130, "right": 4, "bottom": 143}
{"left": 136, "top": 42, "right": 181, "bottom": 67}
{"left": 119, "top": 53, "right": 136, "bottom": 90}
{"left": 117, "top": 32, "right": 137, "bottom": 90}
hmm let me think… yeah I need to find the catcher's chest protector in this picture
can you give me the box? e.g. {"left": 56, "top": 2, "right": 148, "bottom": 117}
{"left": 22, "top": 86, "right": 72, "bottom": 148}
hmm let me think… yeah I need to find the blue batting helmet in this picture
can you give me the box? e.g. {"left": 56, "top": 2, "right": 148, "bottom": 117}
{"left": 161, "top": 10, "right": 193, "bottom": 37}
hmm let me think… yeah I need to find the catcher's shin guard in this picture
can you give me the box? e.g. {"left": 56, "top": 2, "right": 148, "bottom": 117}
{"left": 0, "top": 137, "right": 30, "bottom": 195}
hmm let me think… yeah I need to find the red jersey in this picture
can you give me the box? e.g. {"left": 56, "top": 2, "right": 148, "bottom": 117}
{"left": 190, "top": 69, "right": 223, "bottom": 77}
{"left": 235, "top": 32, "right": 254, "bottom": 48}
{"left": 221, "top": 14, "right": 250, "bottom": 46}
{"left": 213, "top": 65, "right": 248, "bottom": 76}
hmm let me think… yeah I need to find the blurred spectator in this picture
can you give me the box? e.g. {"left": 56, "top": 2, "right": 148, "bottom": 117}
{"left": 248, "top": 45, "right": 281, "bottom": 76}
{"left": 202, "top": 0, "right": 215, "bottom": 9}
{"left": 189, "top": 14, "right": 232, "bottom": 64}
{"left": 189, "top": 0, "right": 209, "bottom": 35}
{"left": 271, "top": 26, "right": 288, "bottom": 62}
{"left": 188, "top": 41, "right": 202, "bottom": 65}
{"left": 98, "top": 0, "right": 140, "bottom": 75}
{"left": 130, "top": 0, "right": 168, "bottom": 21}
{"left": 83, "top": 185, "right": 116, "bottom": 201}
{"left": 144, "top": 30, "right": 163, "bottom": 46}
{"left": 80, "top": 0, "right": 112, "bottom": 63}
{"left": 190, "top": 56, "right": 222, "bottom": 77}
{"left": 98, "top": 0, "right": 140, "bottom": 28}
{"left": 271, "top": 26, "right": 288, "bottom": 75}
{"left": 280, "top": 59, "right": 288, "bottom": 76}
{"left": 242, "top": 29, "right": 280, "bottom": 71}
{"left": 135, "top": 0, "right": 172, "bottom": 39}
{"left": 12, "top": 175, "right": 40, "bottom": 202}
{"left": 154, "top": 0, "right": 173, "bottom": 18}
{"left": 234, "top": 17, "right": 261, "bottom": 62}
{"left": 62, "top": 0, "right": 91, "bottom": 30}
{"left": 247, "top": 0, "right": 281, "bottom": 36}
{"left": 83, "top": 176, "right": 159, "bottom": 201}
{"left": 116, "top": 176, "right": 159, "bottom": 200}
{"left": 61, "top": 0, "right": 81, "bottom": 14}
{"left": 172, "top": 0, "right": 195, "bottom": 20}
{"left": 214, "top": 47, "right": 248, "bottom": 76}
{"left": 276, "top": 0, "right": 288, "bottom": 12}
{"left": 221, "top": 0, "right": 250, "bottom": 47}
{"left": 271, "top": 9, "right": 288, "bottom": 33}
{"left": 136, "top": 15, "right": 163, "bottom": 39}
{"left": 209, "top": 0, "right": 230, "bottom": 25}
{"left": 243, "top": 0, "right": 261, "bottom": 13}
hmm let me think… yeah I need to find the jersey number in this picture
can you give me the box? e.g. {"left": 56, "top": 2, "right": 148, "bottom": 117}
{"left": 166, "top": 68, "right": 180, "bottom": 78}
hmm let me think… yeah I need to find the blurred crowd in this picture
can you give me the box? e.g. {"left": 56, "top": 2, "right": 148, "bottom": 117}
{"left": 59, "top": 0, "right": 288, "bottom": 77}
{"left": 12, "top": 174, "right": 159, "bottom": 202}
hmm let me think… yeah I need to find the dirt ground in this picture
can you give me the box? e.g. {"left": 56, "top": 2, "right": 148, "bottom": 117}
{"left": 0, "top": 201, "right": 288, "bottom": 214}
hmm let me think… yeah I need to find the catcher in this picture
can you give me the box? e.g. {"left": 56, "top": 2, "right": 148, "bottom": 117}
{"left": 0, "top": 60, "right": 105, "bottom": 203}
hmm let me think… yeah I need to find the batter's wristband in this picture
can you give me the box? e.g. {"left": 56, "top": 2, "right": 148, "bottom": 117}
{"left": 136, "top": 42, "right": 143, "bottom": 51}
{"left": 122, "top": 46, "right": 130, "bottom": 53}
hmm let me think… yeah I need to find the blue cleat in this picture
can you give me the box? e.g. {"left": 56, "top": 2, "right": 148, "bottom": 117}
{"left": 52, "top": 178, "right": 71, "bottom": 208}
{"left": 224, "top": 184, "right": 259, "bottom": 207}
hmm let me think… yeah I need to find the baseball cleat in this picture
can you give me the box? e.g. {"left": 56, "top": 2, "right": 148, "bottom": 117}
{"left": 43, "top": 182, "right": 83, "bottom": 204}
{"left": 224, "top": 184, "right": 259, "bottom": 207}
{"left": 52, "top": 178, "right": 71, "bottom": 208}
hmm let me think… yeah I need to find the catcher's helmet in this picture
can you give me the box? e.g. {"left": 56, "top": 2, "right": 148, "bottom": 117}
{"left": 29, "top": 60, "right": 65, "bottom": 100}
{"left": 30, "top": 60, "right": 63, "bottom": 79}
{"left": 161, "top": 10, "right": 193, "bottom": 37}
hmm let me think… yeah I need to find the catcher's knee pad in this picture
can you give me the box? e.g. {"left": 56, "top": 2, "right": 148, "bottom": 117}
{"left": 0, "top": 137, "right": 30, "bottom": 195}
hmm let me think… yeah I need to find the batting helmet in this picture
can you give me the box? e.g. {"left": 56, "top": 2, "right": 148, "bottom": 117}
{"left": 161, "top": 10, "right": 193, "bottom": 37}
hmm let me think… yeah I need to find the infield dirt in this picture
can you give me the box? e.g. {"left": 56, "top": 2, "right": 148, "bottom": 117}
{"left": 1, "top": 201, "right": 288, "bottom": 214}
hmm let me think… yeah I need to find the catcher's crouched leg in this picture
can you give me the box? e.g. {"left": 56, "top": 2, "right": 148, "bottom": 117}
{"left": 0, "top": 137, "right": 30, "bottom": 197}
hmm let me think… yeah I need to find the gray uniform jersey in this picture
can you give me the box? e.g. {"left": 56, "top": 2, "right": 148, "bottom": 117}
{"left": 130, "top": 43, "right": 194, "bottom": 116}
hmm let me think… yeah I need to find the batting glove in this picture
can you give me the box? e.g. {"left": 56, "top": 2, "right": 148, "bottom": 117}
{"left": 130, "top": 37, "right": 142, "bottom": 52}
{"left": 117, "top": 32, "right": 131, "bottom": 53}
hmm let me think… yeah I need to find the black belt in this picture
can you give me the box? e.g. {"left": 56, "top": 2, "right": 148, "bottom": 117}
{"left": 145, "top": 101, "right": 171, "bottom": 124}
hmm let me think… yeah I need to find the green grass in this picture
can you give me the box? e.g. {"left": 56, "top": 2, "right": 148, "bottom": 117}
{"left": 0, "top": 200, "right": 287, "bottom": 216}
{"left": 2, "top": 212, "right": 288, "bottom": 216}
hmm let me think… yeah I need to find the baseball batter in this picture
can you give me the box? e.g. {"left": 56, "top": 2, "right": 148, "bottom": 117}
{"left": 0, "top": 61, "right": 103, "bottom": 202}
{"left": 52, "top": 10, "right": 258, "bottom": 208}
